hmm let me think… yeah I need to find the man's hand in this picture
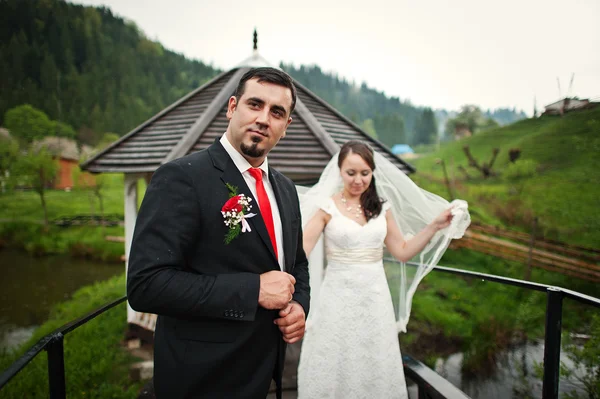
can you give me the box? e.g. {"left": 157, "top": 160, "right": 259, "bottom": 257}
{"left": 274, "top": 301, "right": 306, "bottom": 344}
{"left": 258, "top": 271, "right": 296, "bottom": 310}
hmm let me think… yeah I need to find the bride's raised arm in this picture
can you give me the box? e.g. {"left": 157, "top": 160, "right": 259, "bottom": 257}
{"left": 384, "top": 208, "right": 453, "bottom": 263}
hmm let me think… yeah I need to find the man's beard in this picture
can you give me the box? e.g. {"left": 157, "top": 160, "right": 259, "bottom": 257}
{"left": 241, "top": 136, "right": 265, "bottom": 158}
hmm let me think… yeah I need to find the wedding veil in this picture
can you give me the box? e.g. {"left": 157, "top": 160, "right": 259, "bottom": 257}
{"left": 298, "top": 151, "right": 471, "bottom": 333}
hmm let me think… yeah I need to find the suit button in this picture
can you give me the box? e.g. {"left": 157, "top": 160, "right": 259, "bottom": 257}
{"left": 239, "top": 311, "right": 244, "bottom": 318}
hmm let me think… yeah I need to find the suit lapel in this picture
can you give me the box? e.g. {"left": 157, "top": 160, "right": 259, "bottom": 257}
{"left": 269, "top": 170, "right": 293, "bottom": 273}
{"left": 209, "top": 140, "right": 278, "bottom": 264}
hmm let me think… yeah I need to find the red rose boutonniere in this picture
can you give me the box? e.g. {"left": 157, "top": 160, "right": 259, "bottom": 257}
{"left": 222, "top": 183, "right": 256, "bottom": 244}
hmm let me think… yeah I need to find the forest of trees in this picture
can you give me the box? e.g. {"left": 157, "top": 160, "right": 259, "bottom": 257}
{"left": 0, "top": 0, "right": 219, "bottom": 145}
{"left": 281, "top": 64, "right": 426, "bottom": 147}
{"left": 1, "top": 0, "right": 526, "bottom": 149}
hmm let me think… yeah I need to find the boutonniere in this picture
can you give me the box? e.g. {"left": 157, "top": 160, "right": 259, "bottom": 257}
{"left": 221, "top": 183, "right": 256, "bottom": 244}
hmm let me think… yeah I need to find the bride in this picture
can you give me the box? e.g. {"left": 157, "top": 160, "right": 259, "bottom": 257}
{"left": 296, "top": 140, "right": 470, "bottom": 398}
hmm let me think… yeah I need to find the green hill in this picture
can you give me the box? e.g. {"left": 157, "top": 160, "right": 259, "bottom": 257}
{"left": 411, "top": 108, "right": 600, "bottom": 248}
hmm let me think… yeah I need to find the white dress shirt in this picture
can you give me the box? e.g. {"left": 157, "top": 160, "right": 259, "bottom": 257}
{"left": 220, "top": 134, "right": 284, "bottom": 270}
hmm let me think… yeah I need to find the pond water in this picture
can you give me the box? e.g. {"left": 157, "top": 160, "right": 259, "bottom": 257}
{"left": 434, "top": 340, "right": 587, "bottom": 398}
{"left": 0, "top": 249, "right": 123, "bottom": 351}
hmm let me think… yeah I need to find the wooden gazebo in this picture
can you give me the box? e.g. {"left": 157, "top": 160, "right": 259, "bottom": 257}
{"left": 81, "top": 33, "right": 414, "bottom": 331}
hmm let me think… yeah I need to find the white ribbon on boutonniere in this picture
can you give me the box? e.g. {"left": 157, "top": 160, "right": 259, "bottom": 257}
{"left": 241, "top": 213, "right": 257, "bottom": 233}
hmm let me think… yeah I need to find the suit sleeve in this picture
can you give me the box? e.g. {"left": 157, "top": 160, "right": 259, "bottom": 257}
{"left": 126, "top": 161, "right": 260, "bottom": 321}
{"left": 289, "top": 184, "right": 311, "bottom": 317}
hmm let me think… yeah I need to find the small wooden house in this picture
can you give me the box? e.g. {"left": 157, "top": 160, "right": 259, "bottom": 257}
{"left": 33, "top": 137, "right": 95, "bottom": 190}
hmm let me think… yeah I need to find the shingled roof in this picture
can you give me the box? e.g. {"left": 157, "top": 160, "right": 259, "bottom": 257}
{"left": 81, "top": 61, "right": 414, "bottom": 184}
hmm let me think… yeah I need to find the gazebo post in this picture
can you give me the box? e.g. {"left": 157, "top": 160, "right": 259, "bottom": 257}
{"left": 123, "top": 172, "right": 158, "bottom": 333}
{"left": 124, "top": 173, "right": 140, "bottom": 324}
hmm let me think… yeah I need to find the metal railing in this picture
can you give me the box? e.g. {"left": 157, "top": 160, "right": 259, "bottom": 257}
{"left": 403, "top": 354, "right": 471, "bottom": 399}
{"left": 1, "top": 263, "right": 599, "bottom": 399}
{"left": 0, "top": 296, "right": 127, "bottom": 398}
{"left": 393, "top": 260, "right": 600, "bottom": 399}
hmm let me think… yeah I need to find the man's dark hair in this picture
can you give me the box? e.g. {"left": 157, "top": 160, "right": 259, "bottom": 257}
{"left": 234, "top": 67, "right": 297, "bottom": 114}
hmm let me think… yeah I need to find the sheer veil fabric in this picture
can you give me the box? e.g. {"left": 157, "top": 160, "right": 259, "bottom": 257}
{"left": 298, "top": 151, "right": 471, "bottom": 332}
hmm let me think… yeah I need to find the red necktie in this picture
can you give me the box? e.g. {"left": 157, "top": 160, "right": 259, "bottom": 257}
{"left": 248, "top": 168, "right": 278, "bottom": 259}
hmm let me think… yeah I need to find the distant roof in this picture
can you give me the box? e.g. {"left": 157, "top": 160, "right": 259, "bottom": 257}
{"left": 81, "top": 37, "right": 414, "bottom": 183}
{"left": 33, "top": 137, "right": 80, "bottom": 161}
{"left": 543, "top": 97, "right": 599, "bottom": 116}
{"left": 0, "top": 127, "right": 11, "bottom": 140}
{"left": 391, "top": 144, "right": 414, "bottom": 155}
{"left": 33, "top": 137, "right": 94, "bottom": 161}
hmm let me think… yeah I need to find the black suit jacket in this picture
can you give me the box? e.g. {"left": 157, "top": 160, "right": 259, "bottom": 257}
{"left": 127, "top": 140, "right": 310, "bottom": 398}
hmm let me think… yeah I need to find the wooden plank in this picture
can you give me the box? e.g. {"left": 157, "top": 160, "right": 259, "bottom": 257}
{"left": 167, "top": 103, "right": 207, "bottom": 112}
{"left": 453, "top": 241, "right": 600, "bottom": 283}
{"left": 127, "top": 136, "right": 184, "bottom": 143}
{"left": 86, "top": 165, "right": 158, "bottom": 173}
{"left": 155, "top": 112, "right": 202, "bottom": 121}
{"left": 103, "top": 153, "right": 165, "bottom": 160}
{"left": 96, "top": 159, "right": 161, "bottom": 166}
{"left": 105, "top": 236, "right": 125, "bottom": 243}
{"left": 458, "top": 238, "right": 600, "bottom": 275}
{"left": 319, "top": 122, "right": 357, "bottom": 132}
{"left": 268, "top": 153, "right": 330, "bottom": 160}
{"left": 116, "top": 144, "right": 173, "bottom": 152}
{"left": 455, "top": 239, "right": 600, "bottom": 278}
{"left": 147, "top": 121, "right": 196, "bottom": 129}
{"left": 125, "top": 138, "right": 181, "bottom": 146}
{"left": 142, "top": 125, "right": 191, "bottom": 133}
{"left": 113, "top": 148, "right": 167, "bottom": 155}
{"left": 465, "top": 231, "right": 600, "bottom": 270}
{"left": 270, "top": 159, "right": 329, "bottom": 167}
{"left": 275, "top": 165, "right": 325, "bottom": 174}
{"left": 270, "top": 146, "right": 328, "bottom": 153}
{"left": 469, "top": 223, "right": 600, "bottom": 261}
{"left": 137, "top": 130, "right": 187, "bottom": 137}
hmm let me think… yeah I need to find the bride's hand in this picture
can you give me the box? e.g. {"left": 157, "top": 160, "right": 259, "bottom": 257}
{"left": 432, "top": 208, "right": 453, "bottom": 231}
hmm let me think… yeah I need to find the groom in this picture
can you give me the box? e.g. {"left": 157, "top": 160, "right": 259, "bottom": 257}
{"left": 127, "top": 67, "right": 310, "bottom": 398}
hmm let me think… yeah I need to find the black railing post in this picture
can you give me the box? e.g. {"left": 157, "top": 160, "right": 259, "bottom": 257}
{"left": 46, "top": 333, "right": 66, "bottom": 399}
{"left": 542, "top": 287, "right": 563, "bottom": 399}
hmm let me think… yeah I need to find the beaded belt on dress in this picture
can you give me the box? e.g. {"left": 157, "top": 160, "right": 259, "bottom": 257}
{"left": 326, "top": 247, "right": 383, "bottom": 264}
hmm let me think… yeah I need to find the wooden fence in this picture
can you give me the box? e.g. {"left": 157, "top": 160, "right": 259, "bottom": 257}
{"left": 451, "top": 223, "right": 600, "bottom": 282}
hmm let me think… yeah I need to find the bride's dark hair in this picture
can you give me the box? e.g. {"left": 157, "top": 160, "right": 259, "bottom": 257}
{"left": 338, "top": 140, "right": 384, "bottom": 221}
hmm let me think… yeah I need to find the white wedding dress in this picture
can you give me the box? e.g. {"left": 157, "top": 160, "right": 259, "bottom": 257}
{"left": 297, "top": 198, "right": 408, "bottom": 399}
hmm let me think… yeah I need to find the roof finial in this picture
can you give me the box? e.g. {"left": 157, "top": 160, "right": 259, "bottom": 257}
{"left": 253, "top": 28, "right": 258, "bottom": 51}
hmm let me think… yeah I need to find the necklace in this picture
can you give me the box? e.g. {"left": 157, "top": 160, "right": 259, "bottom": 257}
{"left": 340, "top": 192, "right": 362, "bottom": 218}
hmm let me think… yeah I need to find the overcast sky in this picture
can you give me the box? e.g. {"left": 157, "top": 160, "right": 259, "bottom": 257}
{"left": 72, "top": 0, "right": 600, "bottom": 115}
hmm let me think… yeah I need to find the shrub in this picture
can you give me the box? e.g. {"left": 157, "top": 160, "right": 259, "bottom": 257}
{"left": 502, "top": 159, "right": 539, "bottom": 181}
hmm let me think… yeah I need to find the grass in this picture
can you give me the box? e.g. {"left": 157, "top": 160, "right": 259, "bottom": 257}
{"left": 0, "top": 173, "right": 148, "bottom": 260}
{"left": 0, "top": 273, "right": 143, "bottom": 398}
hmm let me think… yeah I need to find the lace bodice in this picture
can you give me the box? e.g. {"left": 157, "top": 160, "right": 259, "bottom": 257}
{"left": 321, "top": 198, "right": 390, "bottom": 257}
